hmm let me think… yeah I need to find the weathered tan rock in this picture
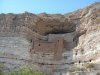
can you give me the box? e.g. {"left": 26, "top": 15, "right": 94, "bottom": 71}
{"left": 0, "top": 2, "right": 100, "bottom": 75}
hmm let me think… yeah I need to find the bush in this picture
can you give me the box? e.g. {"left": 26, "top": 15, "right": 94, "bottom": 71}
{"left": 0, "top": 70, "right": 3, "bottom": 75}
{"left": 68, "top": 66, "right": 76, "bottom": 72}
{"left": 68, "top": 66, "right": 86, "bottom": 72}
{"left": 85, "top": 63, "right": 95, "bottom": 69}
{"left": 10, "top": 66, "right": 44, "bottom": 75}
{"left": 0, "top": 65, "right": 44, "bottom": 75}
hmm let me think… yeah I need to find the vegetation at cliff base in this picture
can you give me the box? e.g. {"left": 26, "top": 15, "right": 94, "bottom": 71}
{"left": 0, "top": 65, "right": 44, "bottom": 75}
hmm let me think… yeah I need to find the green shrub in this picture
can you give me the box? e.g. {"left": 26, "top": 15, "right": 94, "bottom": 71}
{"left": 0, "top": 70, "right": 3, "bottom": 75}
{"left": 10, "top": 66, "right": 44, "bottom": 75}
{"left": 0, "top": 65, "right": 44, "bottom": 75}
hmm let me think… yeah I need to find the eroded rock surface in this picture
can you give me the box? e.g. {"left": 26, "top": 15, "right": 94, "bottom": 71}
{"left": 0, "top": 2, "right": 100, "bottom": 75}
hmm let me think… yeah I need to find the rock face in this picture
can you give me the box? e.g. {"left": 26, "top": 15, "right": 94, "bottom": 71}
{"left": 72, "top": 2, "right": 100, "bottom": 63}
{"left": 0, "top": 2, "right": 100, "bottom": 75}
{"left": 0, "top": 37, "right": 31, "bottom": 70}
{"left": 0, "top": 12, "right": 75, "bottom": 35}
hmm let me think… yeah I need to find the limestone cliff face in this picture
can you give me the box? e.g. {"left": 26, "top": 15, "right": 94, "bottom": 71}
{"left": 72, "top": 2, "right": 100, "bottom": 64}
{"left": 0, "top": 2, "right": 100, "bottom": 75}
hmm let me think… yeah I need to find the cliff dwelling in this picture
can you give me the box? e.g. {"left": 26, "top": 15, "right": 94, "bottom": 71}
{"left": 30, "top": 37, "right": 70, "bottom": 74}
{"left": 0, "top": 26, "right": 70, "bottom": 74}
{"left": 32, "top": 37, "right": 64, "bottom": 60}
